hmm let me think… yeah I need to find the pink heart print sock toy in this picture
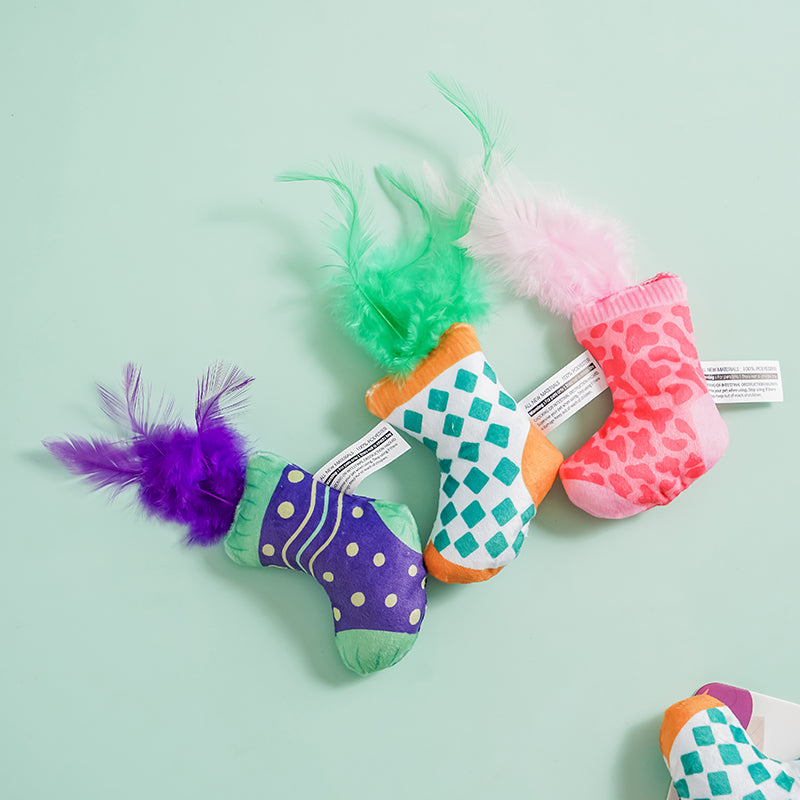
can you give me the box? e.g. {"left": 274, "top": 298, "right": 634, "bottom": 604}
{"left": 462, "top": 175, "right": 729, "bottom": 518}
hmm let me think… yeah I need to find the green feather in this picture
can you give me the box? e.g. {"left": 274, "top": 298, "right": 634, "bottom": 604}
{"left": 429, "top": 72, "right": 507, "bottom": 174}
{"left": 278, "top": 79, "right": 505, "bottom": 378}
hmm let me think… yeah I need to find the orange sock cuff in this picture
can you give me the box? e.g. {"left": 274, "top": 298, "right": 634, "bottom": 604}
{"left": 366, "top": 324, "right": 482, "bottom": 419}
{"left": 660, "top": 694, "right": 724, "bottom": 760}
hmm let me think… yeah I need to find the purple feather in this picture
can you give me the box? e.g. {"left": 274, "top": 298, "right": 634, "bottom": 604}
{"left": 45, "top": 363, "right": 252, "bottom": 546}
{"left": 98, "top": 363, "right": 176, "bottom": 436}
{"left": 43, "top": 435, "right": 142, "bottom": 492}
{"left": 195, "top": 363, "right": 253, "bottom": 432}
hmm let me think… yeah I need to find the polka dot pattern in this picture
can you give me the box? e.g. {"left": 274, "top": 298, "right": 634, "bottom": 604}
{"left": 255, "top": 461, "right": 427, "bottom": 639}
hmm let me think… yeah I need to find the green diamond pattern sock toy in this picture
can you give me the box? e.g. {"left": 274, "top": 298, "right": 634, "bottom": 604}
{"left": 661, "top": 693, "right": 800, "bottom": 799}
{"left": 281, "top": 78, "right": 562, "bottom": 584}
{"left": 366, "top": 322, "right": 562, "bottom": 583}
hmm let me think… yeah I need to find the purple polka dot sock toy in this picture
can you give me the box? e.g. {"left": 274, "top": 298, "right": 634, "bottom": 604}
{"left": 225, "top": 452, "right": 426, "bottom": 675}
{"left": 44, "top": 363, "right": 426, "bottom": 676}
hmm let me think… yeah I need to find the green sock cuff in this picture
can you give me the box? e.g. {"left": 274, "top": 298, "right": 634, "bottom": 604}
{"left": 334, "top": 629, "right": 418, "bottom": 676}
{"left": 224, "top": 452, "right": 288, "bottom": 566}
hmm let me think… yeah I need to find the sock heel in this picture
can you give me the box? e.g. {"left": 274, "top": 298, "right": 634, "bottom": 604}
{"left": 691, "top": 394, "right": 729, "bottom": 471}
{"left": 522, "top": 424, "right": 563, "bottom": 506}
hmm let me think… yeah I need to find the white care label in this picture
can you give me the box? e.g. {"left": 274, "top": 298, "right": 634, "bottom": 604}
{"left": 313, "top": 421, "right": 411, "bottom": 494}
{"left": 522, "top": 353, "right": 782, "bottom": 433}
{"left": 521, "top": 351, "right": 609, "bottom": 434}
{"left": 701, "top": 361, "right": 783, "bottom": 404}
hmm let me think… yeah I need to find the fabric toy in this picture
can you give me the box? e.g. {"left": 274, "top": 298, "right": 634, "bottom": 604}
{"left": 661, "top": 691, "right": 800, "bottom": 799}
{"left": 44, "top": 364, "right": 426, "bottom": 675}
{"left": 462, "top": 174, "right": 729, "bottom": 518}
{"left": 280, "top": 79, "right": 562, "bottom": 584}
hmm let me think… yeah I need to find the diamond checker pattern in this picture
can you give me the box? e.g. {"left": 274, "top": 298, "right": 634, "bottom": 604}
{"left": 386, "top": 350, "right": 540, "bottom": 572}
{"left": 669, "top": 706, "right": 800, "bottom": 799}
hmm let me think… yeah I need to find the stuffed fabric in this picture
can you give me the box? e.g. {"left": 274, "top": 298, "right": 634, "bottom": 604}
{"left": 366, "top": 322, "right": 561, "bottom": 583}
{"left": 463, "top": 173, "right": 728, "bottom": 518}
{"left": 559, "top": 273, "right": 729, "bottom": 517}
{"left": 45, "top": 364, "right": 426, "bottom": 675}
{"left": 226, "top": 452, "right": 426, "bottom": 675}
{"left": 281, "top": 80, "right": 563, "bottom": 583}
{"left": 661, "top": 693, "right": 800, "bottom": 799}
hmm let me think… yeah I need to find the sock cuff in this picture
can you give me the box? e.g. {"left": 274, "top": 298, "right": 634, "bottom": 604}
{"left": 572, "top": 273, "right": 687, "bottom": 334}
{"left": 224, "top": 452, "right": 287, "bottom": 567}
{"left": 366, "top": 323, "right": 482, "bottom": 419}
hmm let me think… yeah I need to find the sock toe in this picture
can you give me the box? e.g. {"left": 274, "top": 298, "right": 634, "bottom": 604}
{"left": 334, "top": 629, "right": 418, "bottom": 675}
{"left": 561, "top": 472, "right": 651, "bottom": 519}
{"left": 423, "top": 540, "right": 503, "bottom": 584}
{"left": 660, "top": 694, "right": 724, "bottom": 760}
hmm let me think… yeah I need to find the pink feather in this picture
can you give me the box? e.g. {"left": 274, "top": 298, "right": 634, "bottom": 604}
{"left": 462, "top": 172, "right": 635, "bottom": 317}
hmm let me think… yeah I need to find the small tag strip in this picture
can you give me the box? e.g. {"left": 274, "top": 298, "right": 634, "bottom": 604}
{"left": 314, "top": 421, "right": 411, "bottom": 494}
{"left": 522, "top": 351, "right": 608, "bottom": 435}
{"left": 317, "top": 359, "right": 782, "bottom": 490}
{"left": 701, "top": 360, "right": 783, "bottom": 404}
{"left": 522, "top": 354, "right": 782, "bottom": 433}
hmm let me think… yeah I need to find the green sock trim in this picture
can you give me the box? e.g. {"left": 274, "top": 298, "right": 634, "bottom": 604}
{"left": 371, "top": 499, "right": 421, "bottom": 553}
{"left": 224, "top": 452, "right": 288, "bottom": 567}
{"left": 334, "top": 629, "right": 418, "bottom": 676}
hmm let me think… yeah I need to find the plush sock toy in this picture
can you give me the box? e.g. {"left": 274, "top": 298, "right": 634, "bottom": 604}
{"left": 365, "top": 321, "right": 562, "bottom": 582}
{"left": 45, "top": 364, "right": 426, "bottom": 675}
{"left": 462, "top": 174, "right": 729, "bottom": 518}
{"left": 661, "top": 692, "right": 800, "bottom": 799}
{"left": 280, "top": 79, "right": 562, "bottom": 583}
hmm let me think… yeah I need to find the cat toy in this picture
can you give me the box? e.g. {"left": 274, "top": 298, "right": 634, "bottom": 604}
{"left": 45, "top": 364, "right": 427, "bottom": 675}
{"left": 280, "top": 78, "right": 562, "bottom": 584}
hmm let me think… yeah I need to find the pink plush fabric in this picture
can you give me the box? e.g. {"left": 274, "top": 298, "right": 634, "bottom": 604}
{"left": 559, "top": 273, "right": 729, "bottom": 518}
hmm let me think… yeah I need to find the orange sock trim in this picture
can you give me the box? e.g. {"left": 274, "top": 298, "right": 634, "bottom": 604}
{"left": 366, "top": 324, "right": 482, "bottom": 419}
{"left": 423, "top": 540, "right": 503, "bottom": 584}
{"left": 660, "top": 694, "right": 724, "bottom": 760}
{"left": 522, "top": 425, "right": 563, "bottom": 506}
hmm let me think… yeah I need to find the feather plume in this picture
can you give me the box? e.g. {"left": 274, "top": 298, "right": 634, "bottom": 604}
{"left": 43, "top": 436, "right": 141, "bottom": 493}
{"left": 429, "top": 73, "right": 507, "bottom": 175}
{"left": 98, "top": 363, "right": 176, "bottom": 436}
{"left": 278, "top": 78, "right": 504, "bottom": 377}
{"left": 280, "top": 163, "right": 490, "bottom": 377}
{"left": 196, "top": 363, "right": 253, "bottom": 432}
{"left": 45, "top": 363, "right": 251, "bottom": 546}
{"left": 462, "top": 171, "right": 635, "bottom": 317}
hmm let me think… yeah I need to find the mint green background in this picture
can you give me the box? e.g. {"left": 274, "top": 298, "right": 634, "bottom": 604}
{"left": 2, "top": 2, "right": 798, "bottom": 798}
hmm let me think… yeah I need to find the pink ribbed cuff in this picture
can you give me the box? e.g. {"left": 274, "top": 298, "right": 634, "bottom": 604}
{"left": 572, "top": 273, "right": 688, "bottom": 334}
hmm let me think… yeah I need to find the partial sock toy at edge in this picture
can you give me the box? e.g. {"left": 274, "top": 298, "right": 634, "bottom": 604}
{"left": 661, "top": 693, "right": 800, "bottom": 799}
